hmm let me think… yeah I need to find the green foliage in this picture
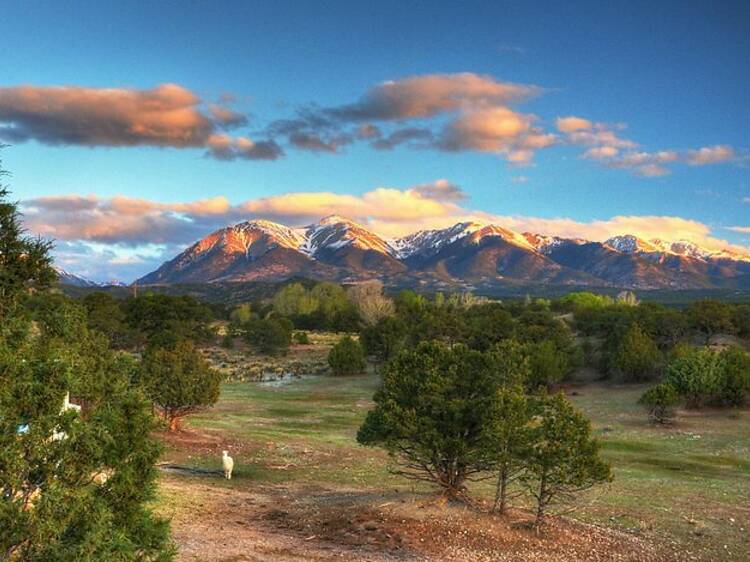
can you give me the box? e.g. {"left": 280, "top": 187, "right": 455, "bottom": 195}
{"left": 639, "top": 304, "right": 689, "bottom": 349}
{"left": 611, "top": 323, "right": 661, "bottom": 382}
{"left": 141, "top": 340, "right": 222, "bottom": 430}
{"left": 558, "top": 291, "right": 614, "bottom": 311}
{"left": 357, "top": 342, "right": 501, "bottom": 498}
{"left": 686, "top": 300, "right": 735, "bottom": 339}
{"left": 523, "top": 340, "right": 574, "bottom": 390}
{"left": 464, "top": 303, "right": 514, "bottom": 351}
{"left": 0, "top": 167, "right": 173, "bottom": 559}
{"left": 273, "top": 283, "right": 319, "bottom": 317}
{"left": 665, "top": 348, "right": 726, "bottom": 408}
{"left": 488, "top": 339, "right": 531, "bottom": 387}
{"left": 482, "top": 386, "right": 533, "bottom": 513}
{"left": 272, "top": 282, "right": 360, "bottom": 331}
{"left": 82, "top": 292, "right": 135, "bottom": 348}
{"left": 359, "top": 316, "right": 406, "bottom": 362}
{"left": 292, "top": 331, "right": 310, "bottom": 344}
{"left": 229, "top": 302, "right": 253, "bottom": 325}
{"left": 639, "top": 383, "right": 680, "bottom": 424}
{"left": 328, "top": 336, "right": 366, "bottom": 376}
{"left": 717, "top": 346, "right": 750, "bottom": 407}
{"left": 244, "top": 317, "right": 292, "bottom": 355}
{"left": 123, "top": 294, "right": 214, "bottom": 348}
{"left": 0, "top": 186, "right": 56, "bottom": 322}
{"left": 519, "top": 393, "right": 612, "bottom": 526}
{"left": 733, "top": 305, "right": 750, "bottom": 338}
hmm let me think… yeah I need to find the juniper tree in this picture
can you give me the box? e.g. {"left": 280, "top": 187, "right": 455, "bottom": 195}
{"left": 328, "top": 335, "right": 366, "bottom": 375}
{"left": 0, "top": 163, "right": 174, "bottom": 560}
{"left": 357, "top": 342, "right": 498, "bottom": 499}
{"left": 639, "top": 383, "right": 680, "bottom": 424}
{"left": 482, "top": 386, "right": 534, "bottom": 514}
{"left": 520, "top": 393, "right": 612, "bottom": 526}
{"left": 140, "top": 340, "right": 222, "bottom": 431}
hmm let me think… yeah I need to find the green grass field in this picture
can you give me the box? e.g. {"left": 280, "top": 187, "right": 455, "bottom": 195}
{"left": 162, "top": 375, "right": 750, "bottom": 561}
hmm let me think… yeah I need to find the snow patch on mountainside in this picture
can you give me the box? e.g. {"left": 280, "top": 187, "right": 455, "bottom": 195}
{"left": 301, "top": 215, "right": 397, "bottom": 257}
{"left": 394, "top": 221, "right": 486, "bottom": 258}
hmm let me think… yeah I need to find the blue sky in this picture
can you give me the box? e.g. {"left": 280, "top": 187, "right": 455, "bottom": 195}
{"left": 1, "top": 0, "right": 748, "bottom": 281}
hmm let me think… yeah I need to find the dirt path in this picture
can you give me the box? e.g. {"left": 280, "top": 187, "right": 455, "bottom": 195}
{"left": 159, "top": 474, "right": 687, "bottom": 562}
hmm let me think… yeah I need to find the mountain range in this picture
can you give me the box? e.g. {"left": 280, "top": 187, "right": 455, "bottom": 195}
{"left": 130, "top": 216, "right": 750, "bottom": 291}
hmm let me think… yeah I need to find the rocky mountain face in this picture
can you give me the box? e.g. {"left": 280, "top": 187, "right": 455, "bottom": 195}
{"left": 136, "top": 216, "right": 750, "bottom": 290}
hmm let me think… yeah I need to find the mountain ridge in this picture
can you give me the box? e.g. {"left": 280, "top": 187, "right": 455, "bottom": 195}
{"left": 135, "top": 216, "right": 750, "bottom": 290}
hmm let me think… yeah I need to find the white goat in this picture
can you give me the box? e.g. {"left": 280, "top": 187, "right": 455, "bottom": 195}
{"left": 222, "top": 450, "right": 234, "bottom": 480}
{"left": 61, "top": 392, "right": 81, "bottom": 414}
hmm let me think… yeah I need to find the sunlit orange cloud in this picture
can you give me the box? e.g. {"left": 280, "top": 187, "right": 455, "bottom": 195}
{"left": 685, "top": 145, "right": 735, "bottom": 165}
{"left": 328, "top": 73, "right": 540, "bottom": 121}
{"left": 21, "top": 183, "right": 749, "bottom": 256}
{"left": 439, "top": 107, "right": 556, "bottom": 163}
{"left": 0, "top": 84, "right": 211, "bottom": 146}
{"left": 556, "top": 116, "right": 593, "bottom": 133}
{"left": 0, "top": 83, "right": 279, "bottom": 160}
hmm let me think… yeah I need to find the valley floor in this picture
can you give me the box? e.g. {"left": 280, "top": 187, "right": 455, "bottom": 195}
{"left": 155, "top": 375, "right": 749, "bottom": 562}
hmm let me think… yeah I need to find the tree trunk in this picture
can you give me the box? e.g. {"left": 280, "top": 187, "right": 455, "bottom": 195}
{"left": 438, "top": 463, "right": 466, "bottom": 501}
{"left": 493, "top": 465, "right": 508, "bottom": 514}
{"left": 534, "top": 471, "right": 548, "bottom": 528}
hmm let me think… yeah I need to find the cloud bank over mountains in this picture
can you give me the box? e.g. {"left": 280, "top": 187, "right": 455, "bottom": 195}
{"left": 0, "top": 74, "right": 740, "bottom": 173}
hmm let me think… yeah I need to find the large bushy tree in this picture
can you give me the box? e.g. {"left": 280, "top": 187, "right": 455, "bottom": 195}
{"left": 519, "top": 393, "right": 612, "bottom": 526}
{"left": 611, "top": 323, "right": 661, "bottom": 381}
{"left": 327, "top": 336, "right": 366, "bottom": 376}
{"left": 0, "top": 163, "right": 173, "bottom": 560}
{"left": 140, "top": 340, "right": 222, "bottom": 431}
{"left": 357, "top": 342, "right": 498, "bottom": 499}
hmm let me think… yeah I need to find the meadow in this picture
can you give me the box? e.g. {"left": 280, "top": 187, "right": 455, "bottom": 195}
{"left": 156, "top": 372, "right": 749, "bottom": 561}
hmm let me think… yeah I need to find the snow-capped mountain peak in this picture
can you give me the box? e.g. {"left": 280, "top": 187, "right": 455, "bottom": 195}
{"left": 603, "top": 235, "right": 750, "bottom": 263}
{"left": 393, "top": 220, "right": 486, "bottom": 259}
{"left": 468, "top": 224, "right": 536, "bottom": 250}
{"left": 604, "top": 235, "right": 660, "bottom": 254}
{"left": 301, "top": 216, "right": 397, "bottom": 257}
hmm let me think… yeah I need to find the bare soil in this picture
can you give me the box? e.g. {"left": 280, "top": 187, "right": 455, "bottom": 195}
{"left": 159, "top": 428, "right": 688, "bottom": 562}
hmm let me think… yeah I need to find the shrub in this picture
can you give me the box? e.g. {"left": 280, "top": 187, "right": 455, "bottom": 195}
{"left": 293, "top": 331, "right": 310, "bottom": 344}
{"left": 328, "top": 336, "right": 366, "bottom": 376}
{"left": 523, "top": 340, "right": 572, "bottom": 390}
{"left": 639, "top": 383, "right": 680, "bottom": 424}
{"left": 611, "top": 323, "right": 661, "bottom": 381}
{"left": 664, "top": 348, "right": 725, "bottom": 408}
{"left": 718, "top": 346, "right": 750, "bottom": 407}
{"left": 360, "top": 316, "right": 406, "bottom": 362}
{"left": 686, "top": 300, "right": 735, "bottom": 340}
{"left": 245, "top": 317, "right": 292, "bottom": 355}
{"left": 141, "top": 340, "right": 222, "bottom": 431}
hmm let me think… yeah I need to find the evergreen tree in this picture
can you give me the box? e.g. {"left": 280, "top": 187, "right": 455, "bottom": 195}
{"left": 519, "top": 394, "right": 612, "bottom": 526}
{"left": 639, "top": 383, "right": 680, "bottom": 424}
{"left": 482, "top": 386, "right": 533, "bottom": 514}
{"left": 0, "top": 164, "right": 173, "bottom": 560}
{"left": 357, "top": 342, "right": 498, "bottom": 499}
{"left": 611, "top": 323, "right": 661, "bottom": 381}
{"left": 665, "top": 348, "right": 725, "bottom": 408}
{"left": 328, "top": 336, "right": 366, "bottom": 376}
{"left": 140, "top": 340, "right": 222, "bottom": 431}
